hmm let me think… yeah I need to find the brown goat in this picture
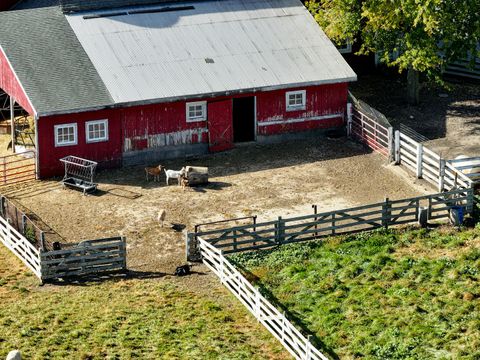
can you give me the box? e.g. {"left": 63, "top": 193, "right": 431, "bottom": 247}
{"left": 178, "top": 174, "right": 189, "bottom": 190}
{"left": 145, "top": 165, "right": 164, "bottom": 182}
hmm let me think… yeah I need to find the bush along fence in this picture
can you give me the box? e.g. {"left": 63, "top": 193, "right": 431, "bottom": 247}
{"left": 0, "top": 195, "right": 127, "bottom": 282}
{"left": 347, "top": 96, "right": 478, "bottom": 190}
{"left": 187, "top": 188, "right": 474, "bottom": 360}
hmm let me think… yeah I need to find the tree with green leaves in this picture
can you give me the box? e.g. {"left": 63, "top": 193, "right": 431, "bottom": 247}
{"left": 305, "top": 0, "right": 480, "bottom": 104}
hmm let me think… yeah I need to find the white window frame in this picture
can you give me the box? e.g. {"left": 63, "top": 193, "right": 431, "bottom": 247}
{"left": 186, "top": 101, "right": 207, "bottom": 122}
{"left": 54, "top": 123, "right": 78, "bottom": 147}
{"left": 86, "top": 119, "right": 109, "bottom": 143}
{"left": 286, "top": 90, "right": 306, "bottom": 111}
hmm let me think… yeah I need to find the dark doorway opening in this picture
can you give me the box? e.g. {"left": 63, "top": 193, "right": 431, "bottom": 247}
{"left": 233, "top": 97, "right": 255, "bottom": 143}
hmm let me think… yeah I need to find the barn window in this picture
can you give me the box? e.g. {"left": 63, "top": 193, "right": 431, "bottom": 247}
{"left": 54, "top": 123, "right": 77, "bottom": 147}
{"left": 186, "top": 101, "right": 207, "bottom": 122}
{"left": 86, "top": 119, "right": 109, "bottom": 143}
{"left": 286, "top": 90, "right": 306, "bottom": 111}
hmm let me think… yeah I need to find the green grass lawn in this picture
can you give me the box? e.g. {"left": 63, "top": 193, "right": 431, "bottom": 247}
{"left": 231, "top": 225, "right": 480, "bottom": 359}
{"left": 0, "top": 246, "right": 288, "bottom": 360}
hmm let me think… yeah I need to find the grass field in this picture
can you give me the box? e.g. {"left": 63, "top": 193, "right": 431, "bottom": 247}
{"left": 0, "top": 246, "right": 288, "bottom": 360}
{"left": 231, "top": 225, "right": 480, "bottom": 359}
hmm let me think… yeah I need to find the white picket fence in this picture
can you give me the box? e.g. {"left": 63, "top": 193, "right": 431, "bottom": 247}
{"left": 0, "top": 215, "right": 41, "bottom": 278}
{"left": 199, "top": 238, "right": 328, "bottom": 360}
{"left": 394, "top": 131, "right": 472, "bottom": 191}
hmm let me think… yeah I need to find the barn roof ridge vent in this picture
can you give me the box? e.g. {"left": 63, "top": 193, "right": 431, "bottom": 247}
{"left": 83, "top": 4, "right": 195, "bottom": 19}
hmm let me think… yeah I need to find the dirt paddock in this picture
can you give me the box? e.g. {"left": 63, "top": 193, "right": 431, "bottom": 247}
{"left": 2, "top": 137, "right": 429, "bottom": 275}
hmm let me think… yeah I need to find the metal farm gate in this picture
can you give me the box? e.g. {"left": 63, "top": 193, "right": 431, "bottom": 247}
{"left": 0, "top": 151, "right": 36, "bottom": 185}
{"left": 347, "top": 94, "right": 393, "bottom": 159}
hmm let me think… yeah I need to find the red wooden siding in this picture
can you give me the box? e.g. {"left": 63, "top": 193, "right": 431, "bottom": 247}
{"left": 256, "top": 83, "right": 348, "bottom": 136}
{"left": 121, "top": 101, "right": 208, "bottom": 152}
{"left": 37, "top": 82, "right": 349, "bottom": 178}
{"left": 0, "top": 48, "right": 35, "bottom": 115}
{"left": 38, "top": 109, "right": 122, "bottom": 178}
{"left": 208, "top": 100, "right": 234, "bottom": 152}
{"left": 0, "top": 0, "right": 18, "bottom": 11}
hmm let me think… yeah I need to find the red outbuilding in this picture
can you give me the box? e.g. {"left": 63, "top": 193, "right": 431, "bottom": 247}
{"left": 0, "top": 0, "right": 356, "bottom": 178}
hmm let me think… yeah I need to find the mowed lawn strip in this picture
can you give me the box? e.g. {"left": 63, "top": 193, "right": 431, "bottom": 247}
{"left": 0, "top": 246, "right": 289, "bottom": 360}
{"left": 231, "top": 226, "right": 480, "bottom": 359}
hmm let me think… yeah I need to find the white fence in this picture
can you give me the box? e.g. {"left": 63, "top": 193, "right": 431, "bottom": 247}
{"left": 394, "top": 131, "right": 472, "bottom": 191}
{"left": 348, "top": 100, "right": 476, "bottom": 191}
{"left": 0, "top": 215, "right": 41, "bottom": 278}
{"left": 0, "top": 212, "right": 127, "bottom": 282}
{"left": 448, "top": 157, "right": 480, "bottom": 184}
{"left": 199, "top": 238, "right": 328, "bottom": 360}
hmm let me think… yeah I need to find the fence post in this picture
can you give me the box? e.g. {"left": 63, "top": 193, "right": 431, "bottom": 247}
{"left": 255, "top": 290, "right": 261, "bottom": 322}
{"left": 394, "top": 130, "right": 401, "bottom": 165}
{"left": 312, "top": 205, "right": 318, "bottom": 238}
{"left": 277, "top": 217, "right": 285, "bottom": 244}
{"left": 21, "top": 214, "right": 27, "bottom": 235}
{"left": 253, "top": 215, "right": 257, "bottom": 246}
{"left": 40, "top": 231, "right": 46, "bottom": 252}
{"left": 346, "top": 103, "right": 353, "bottom": 137}
{"left": 306, "top": 335, "right": 313, "bottom": 360}
{"left": 233, "top": 229, "right": 237, "bottom": 252}
{"left": 121, "top": 236, "right": 127, "bottom": 271}
{"left": 186, "top": 232, "right": 201, "bottom": 262}
{"left": 0, "top": 196, "right": 5, "bottom": 217}
{"left": 438, "top": 159, "right": 446, "bottom": 192}
{"left": 466, "top": 188, "right": 474, "bottom": 214}
{"left": 416, "top": 143, "right": 423, "bottom": 178}
{"left": 382, "top": 197, "right": 390, "bottom": 229}
{"left": 331, "top": 213, "right": 336, "bottom": 236}
{"left": 219, "top": 251, "right": 225, "bottom": 284}
{"left": 387, "top": 127, "right": 394, "bottom": 163}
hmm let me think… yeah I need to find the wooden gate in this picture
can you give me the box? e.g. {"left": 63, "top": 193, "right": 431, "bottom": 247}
{"left": 0, "top": 151, "right": 36, "bottom": 185}
{"left": 208, "top": 100, "right": 234, "bottom": 152}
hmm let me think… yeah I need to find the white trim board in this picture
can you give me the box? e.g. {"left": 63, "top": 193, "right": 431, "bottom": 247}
{"left": 258, "top": 113, "right": 343, "bottom": 127}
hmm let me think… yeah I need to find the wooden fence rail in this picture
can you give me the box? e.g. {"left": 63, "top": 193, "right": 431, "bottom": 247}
{"left": 191, "top": 188, "right": 473, "bottom": 255}
{"left": 0, "top": 215, "right": 41, "bottom": 278}
{"left": 395, "top": 131, "right": 472, "bottom": 191}
{"left": 199, "top": 238, "right": 328, "bottom": 360}
{"left": 40, "top": 237, "right": 127, "bottom": 281}
{"left": 0, "top": 208, "right": 127, "bottom": 281}
{"left": 347, "top": 98, "right": 476, "bottom": 191}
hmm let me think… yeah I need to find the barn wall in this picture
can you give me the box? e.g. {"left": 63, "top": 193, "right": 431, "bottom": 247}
{"left": 37, "top": 82, "right": 349, "bottom": 178}
{"left": 256, "top": 83, "right": 348, "bottom": 136}
{"left": 0, "top": 48, "right": 35, "bottom": 115}
{"left": 0, "top": 0, "right": 19, "bottom": 11}
{"left": 38, "top": 108, "right": 122, "bottom": 178}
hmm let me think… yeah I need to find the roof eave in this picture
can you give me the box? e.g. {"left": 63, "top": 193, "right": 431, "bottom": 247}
{"left": 37, "top": 77, "right": 357, "bottom": 118}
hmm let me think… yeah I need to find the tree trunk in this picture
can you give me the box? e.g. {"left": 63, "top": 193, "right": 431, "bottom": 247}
{"left": 407, "top": 67, "right": 420, "bottom": 105}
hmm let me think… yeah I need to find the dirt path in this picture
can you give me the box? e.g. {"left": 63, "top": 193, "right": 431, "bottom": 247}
{"left": 3, "top": 138, "right": 427, "bottom": 277}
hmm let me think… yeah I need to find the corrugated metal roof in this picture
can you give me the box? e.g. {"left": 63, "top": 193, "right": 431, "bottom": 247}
{"left": 66, "top": 0, "right": 357, "bottom": 105}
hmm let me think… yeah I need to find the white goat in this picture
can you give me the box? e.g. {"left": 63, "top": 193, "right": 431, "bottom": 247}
{"left": 6, "top": 351, "right": 21, "bottom": 360}
{"left": 157, "top": 209, "right": 166, "bottom": 227}
{"left": 145, "top": 165, "right": 164, "bottom": 182}
{"left": 164, "top": 168, "right": 186, "bottom": 185}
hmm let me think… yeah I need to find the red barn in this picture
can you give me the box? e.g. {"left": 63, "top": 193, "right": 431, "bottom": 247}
{"left": 0, "top": 0, "right": 356, "bottom": 178}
